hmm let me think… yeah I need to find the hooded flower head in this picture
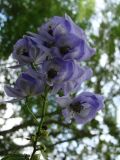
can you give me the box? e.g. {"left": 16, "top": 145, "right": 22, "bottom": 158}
{"left": 38, "top": 14, "right": 85, "bottom": 39}
{"left": 4, "top": 70, "right": 44, "bottom": 102}
{"left": 51, "top": 33, "right": 95, "bottom": 61}
{"left": 36, "top": 15, "right": 95, "bottom": 61}
{"left": 42, "top": 58, "right": 92, "bottom": 95}
{"left": 56, "top": 92, "right": 104, "bottom": 124}
{"left": 12, "top": 36, "right": 48, "bottom": 66}
{"left": 42, "top": 58, "right": 74, "bottom": 86}
{"left": 58, "top": 66, "right": 93, "bottom": 95}
{"left": 38, "top": 16, "right": 71, "bottom": 38}
{"left": 34, "top": 16, "right": 68, "bottom": 50}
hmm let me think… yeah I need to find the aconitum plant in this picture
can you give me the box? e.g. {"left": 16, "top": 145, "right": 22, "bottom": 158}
{"left": 1, "top": 14, "right": 104, "bottom": 160}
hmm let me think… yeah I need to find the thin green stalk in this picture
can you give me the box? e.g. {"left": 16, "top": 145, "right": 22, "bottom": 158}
{"left": 25, "top": 98, "right": 39, "bottom": 125}
{"left": 31, "top": 63, "right": 38, "bottom": 72}
{"left": 30, "top": 89, "right": 48, "bottom": 160}
{"left": 38, "top": 90, "right": 48, "bottom": 131}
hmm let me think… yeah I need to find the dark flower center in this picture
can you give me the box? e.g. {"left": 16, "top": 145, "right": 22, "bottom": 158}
{"left": 70, "top": 101, "right": 84, "bottom": 113}
{"left": 20, "top": 48, "right": 29, "bottom": 57}
{"left": 48, "top": 26, "right": 53, "bottom": 36}
{"left": 43, "top": 41, "right": 54, "bottom": 48}
{"left": 47, "top": 69, "right": 57, "bottom": 79}
{"left": 59, "top": 46, "right": 70, "bottom": 56}
{"left": 22, "top": 51, "right": 29, "bottom": 57}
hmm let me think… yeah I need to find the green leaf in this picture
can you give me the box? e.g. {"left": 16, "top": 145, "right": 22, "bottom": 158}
{"left": 31, "top": 154, "right": 40, "bottom": 160}
{"left": 2, "top": 154, "right": 29, "bottom": 160}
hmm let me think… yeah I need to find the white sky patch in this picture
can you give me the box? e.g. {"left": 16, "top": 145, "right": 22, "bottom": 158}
{"left": 100, "top": 134, "right": 117, "bottom": 144}
{"left": 13, "top": 137, "right": 29, "bottom": 146}
{"left": 90, "top": 0, "right": 105, "bottom": 36}
{"left": 3, "top": 104, "right": 14, "bottom": 118}
{"left": 91, "top": 76, "right": 97, "bottom": 83}
{"left": 113, "top": 96, "right": 120, "bottom": 126}
{"left": 102, "top": 81, "right": 114, "bottom": 96}
{"left": 0, "top": 118, "right": 4, "bottom": 125}
{"left": 95, "top": 111, "right": 104, "bottom": 123}
{"left": 1, "top": 117, "right": 22, "bottom": 131}
{"left": 95, "top": 0, "right": 105, "bottom": 11}
{"left": 99, "top": 53, "right": 108, "bottom": 67}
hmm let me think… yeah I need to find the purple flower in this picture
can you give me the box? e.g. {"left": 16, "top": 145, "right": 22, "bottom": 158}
{"left": 12, "top": 36, "right": 48, "bottom": 66}
{"left": 38, "top": 14, "right": 85, "bottom": 39}
{"left": 4, "top": 70, "right": 44, "bottom": 102}
{"left": 64, "top": 14, "right": 86, "bottom": 40}
{"left": 56, "top": 92, "right": 104, "bottom": 124}
{"left": 25, "top": 18, "right": 67, "bottom": 57}
{"left": 42, "top": 58, "right": 92, "bottom": 95}
{"left": 37, "top": 15, "right": 95, "bottom": 61}
{"left": 51, "top": 33, "right": 95, "bottom": 61}
{"left": 59, "top": 66, "right": 93, "bottom": 95}
{"left": 38, "top": 16, "right": 71, "bottom": 38}
{"left": 42, "top": 58, "right": 74, "bottom": 86}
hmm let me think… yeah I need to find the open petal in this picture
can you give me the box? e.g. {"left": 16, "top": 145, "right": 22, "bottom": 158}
{"left": 72, "top": 92, "right": 104, "bottom": 124}
{"left": 94, "top": 94, "right": 104, "bottom": 110}
{"left": 4, "top": 85, "right": 24, "bottom": 98}
{"left": 74, "top": 104, "right": 98, "bottom": 124}
{"left": 77, "top": 92, "right": 104, "bottom": 110}
{"left": 65, "top": 14, "right": 86, "bottom": 40}
{"left": 0, "top": 98, "right": 24, "bottom": 104}
{"left": 56, "top": 96, "right": 72, "bottom": 108}
{"left": 64, "top": 45, "right": 83, "bottom": 60}
{"left": 78, "top": 67, "right": 93, "bottom": 84}
{"left": 38, "top": 15, "right": 71, "bottom": 37}
{"left": 62, "top": 108, "right": 71, "bottom": 123}
{"left": 58, "top": 60, "right": 74, "bottom": 82}
{"left": 79, "top": 43, "right": 96, "bottom": 61}
{"left": 8, "top": 64, "right": 25, "bottom": 69}
{"left": 51, "top": 84, "right": 61, "bottom": 95}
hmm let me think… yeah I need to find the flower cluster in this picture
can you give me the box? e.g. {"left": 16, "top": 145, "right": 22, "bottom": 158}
{"left": 3, "top": 15, "right": 104, "bottom": 124}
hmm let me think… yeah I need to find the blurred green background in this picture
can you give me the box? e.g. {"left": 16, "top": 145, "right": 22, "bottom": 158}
{"left": 0, "top": 0, "right": 120, "bottom": 159}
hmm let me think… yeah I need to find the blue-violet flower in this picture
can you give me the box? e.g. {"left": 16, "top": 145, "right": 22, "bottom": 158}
{"left": 56, "top": 92, "right": 104, "bottom": 124}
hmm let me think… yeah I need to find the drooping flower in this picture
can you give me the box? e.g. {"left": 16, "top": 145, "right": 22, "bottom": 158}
{"left": 38, "top": 15, "right": 71, "bottom": 38}
{"left": 42, "top": 58, "right": 92, "bottom": 95}
{"left": 42, "top": 58, "right": 74, "bottom": 86}
{"left": 51, "top": 33, "right": 95, "bottom": 61}
{"left": 36, "top": 15, "right": 95, "bottom": 61}
{"left": 59, "top": 66, "right": 93, "bottom": 95}
{"left": 64, "top": 14, "right": 86, "bottom": 40}
{"left": 12, "top": 36, "right": 48, "bottom": 66}
{"left": 4, "top": 70, "right": 44, "bottom": 102}
{"left": 56, "top": 92, "right": 104, "bottom": 124}
{"left": 37, "top": 14, "right": 85, "bottom": 39}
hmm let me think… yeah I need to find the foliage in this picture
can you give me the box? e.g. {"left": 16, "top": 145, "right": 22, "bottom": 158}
{"left": 1, "top": 154, "right": 29, "bottom": 160}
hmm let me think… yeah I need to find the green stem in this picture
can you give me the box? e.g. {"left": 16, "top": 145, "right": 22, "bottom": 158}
{"left": 25, "top": 98, "right": 39, "bottom": 125}
{"left": 38, "top": 90, "right": 48, "bottom": 131}
{"left": 30, "top": 88, "right": 48, "bottom": 160}
{"left": 31, "top": 63, "right": 38, "bottom": 72}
